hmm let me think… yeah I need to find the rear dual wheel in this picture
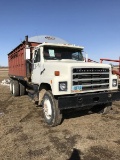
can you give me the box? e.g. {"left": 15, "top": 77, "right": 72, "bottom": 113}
{"left": 10, "top": 79, "right": 26, "bottom": 96}
{"left": 19, "top": 81, "right": 26, "bottom": 96}
{"left": 10, "top": 80, "right": 13, "bottom": 94}
{"left": 13, "top": 80, "right": 19, "bottom": 96}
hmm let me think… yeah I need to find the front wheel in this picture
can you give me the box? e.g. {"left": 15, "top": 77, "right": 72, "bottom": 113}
{"left": 42, "top": 91, "right": 62, "bottom": 127}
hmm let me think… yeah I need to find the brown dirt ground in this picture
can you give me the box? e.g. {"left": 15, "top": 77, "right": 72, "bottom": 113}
{"left": 0, "top": 70, "right": 120, "bottom": 160}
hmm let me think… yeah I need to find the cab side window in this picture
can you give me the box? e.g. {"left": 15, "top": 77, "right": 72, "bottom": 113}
{"left": 34, "top": 49, "right": 40, "bottom": 63}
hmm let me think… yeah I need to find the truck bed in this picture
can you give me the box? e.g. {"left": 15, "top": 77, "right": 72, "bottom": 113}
{"left": 8, "top": 42, "right": 39, "bottom": 78}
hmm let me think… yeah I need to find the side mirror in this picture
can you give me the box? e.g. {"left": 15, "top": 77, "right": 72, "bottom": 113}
{"left": 25, "top": 48, "right": 30, "bottom": 60}
{"left": 83, "top": 51, "right": 88, "bottom": 62}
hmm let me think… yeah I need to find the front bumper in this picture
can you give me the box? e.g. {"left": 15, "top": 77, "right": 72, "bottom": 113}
{"left": 58, "top": 90, "right": 120, "bottom": 110}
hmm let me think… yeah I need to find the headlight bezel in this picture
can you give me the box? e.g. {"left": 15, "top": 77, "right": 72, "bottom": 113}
{"left": 112, "top": 79, "right": 117, "bottom": 87}
{"left": 59, "top": 81, "right": 67, "bottom": 91}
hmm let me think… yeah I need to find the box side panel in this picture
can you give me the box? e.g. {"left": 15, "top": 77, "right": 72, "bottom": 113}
{"left": 8, "top": 42, "right": 40, "bottom": 78}
{"left": 8, "top": 44, "right": 26, "bottom": 77}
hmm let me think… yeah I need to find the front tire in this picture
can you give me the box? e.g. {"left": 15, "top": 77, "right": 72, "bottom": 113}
{"left": 42, "top": 91, "right": 62, "bottom": 126}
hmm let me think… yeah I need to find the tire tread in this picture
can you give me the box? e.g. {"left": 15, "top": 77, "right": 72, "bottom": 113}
{"left": 19, "top": 82, "right": 26, "bottom": 96}
{"left": 13, "top": 80, "right": 19, "bottom": 96}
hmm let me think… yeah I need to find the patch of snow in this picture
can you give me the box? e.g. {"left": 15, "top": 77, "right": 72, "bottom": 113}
{"left": 0, "top": 79, "right": 10, "bottom": 86}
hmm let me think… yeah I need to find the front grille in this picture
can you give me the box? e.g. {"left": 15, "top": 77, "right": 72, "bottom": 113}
{"left": 72, "top": 68, "right": 109, "bottom": 91}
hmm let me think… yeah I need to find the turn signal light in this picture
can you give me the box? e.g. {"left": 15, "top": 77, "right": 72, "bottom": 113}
{"left": 54, "top": 71, "right": 60, "bottom": 76}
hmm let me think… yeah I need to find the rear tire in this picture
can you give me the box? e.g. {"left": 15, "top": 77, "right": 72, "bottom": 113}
{"left": 10, "top": 80, "right": 13, "bottom": 94}
{"left": 13, "top": 80, "right": 20, "bottom": 96}
{"left": 42, "top": 90, "right": 62, "bottom": 126}
{"left": 19, "top": 81, "right": 26, "bottom": 96}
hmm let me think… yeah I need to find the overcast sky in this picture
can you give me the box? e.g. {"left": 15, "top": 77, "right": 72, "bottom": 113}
{"left": 0, "top": 0, "right": 120, "bottom": 66}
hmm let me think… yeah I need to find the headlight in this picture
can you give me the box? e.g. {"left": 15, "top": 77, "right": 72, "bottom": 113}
{"left": 59, "top": 82, "right": 67, "bottom": 91}
{"left": 112, "top": 79, "right": 117, "bottom": 87}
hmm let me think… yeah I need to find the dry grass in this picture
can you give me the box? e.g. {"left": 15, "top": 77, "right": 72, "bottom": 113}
{"left": 0, "top": 70, "right": 120, "bottom": 160}
{"left": 0, "top": 68, "right": 8, "bottom": 81}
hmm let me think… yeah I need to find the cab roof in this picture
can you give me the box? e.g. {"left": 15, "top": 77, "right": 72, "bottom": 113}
{"left": 36, "top": 43, "right": 84, "bottom": 49}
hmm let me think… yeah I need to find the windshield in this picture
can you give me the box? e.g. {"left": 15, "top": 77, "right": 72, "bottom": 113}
{"left": 43, "top": 46, "right": 84, "bottom": 61}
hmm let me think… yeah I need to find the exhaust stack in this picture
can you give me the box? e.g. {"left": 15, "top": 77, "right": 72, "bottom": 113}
{"left": 25, "top": 35, "right": 29, "bottom": 47}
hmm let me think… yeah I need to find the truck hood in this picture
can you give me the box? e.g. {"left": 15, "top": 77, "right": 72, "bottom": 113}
{"left": 45, "top": 60, "right": 111, "bottom": 68}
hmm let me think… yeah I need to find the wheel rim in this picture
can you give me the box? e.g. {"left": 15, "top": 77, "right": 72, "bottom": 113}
{"left": 43, "top": 98, "right": 52, "bottom": 120}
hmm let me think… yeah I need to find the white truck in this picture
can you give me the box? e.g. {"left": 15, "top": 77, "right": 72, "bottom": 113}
{"left": 8, "top": 35, "right": 120, "bottom": 126}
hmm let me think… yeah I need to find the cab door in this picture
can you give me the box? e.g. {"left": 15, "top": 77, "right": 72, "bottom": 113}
{"left": 31, "top": 48, "right": 41, "bottom": 84}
